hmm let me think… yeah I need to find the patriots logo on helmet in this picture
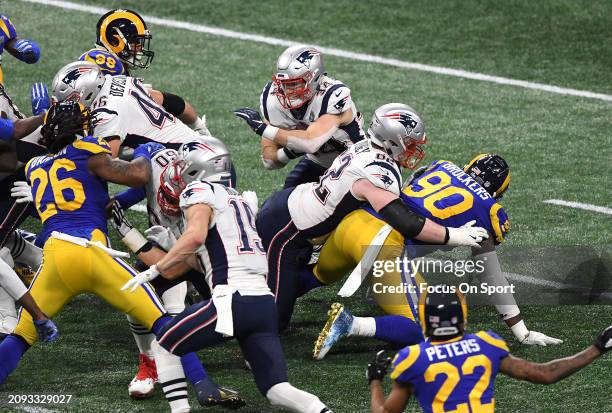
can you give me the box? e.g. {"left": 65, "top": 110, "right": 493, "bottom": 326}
{"left": 181, "top": 141, "right": 216, "bottom": 155}
{"left": 62, "top": 67, "right": 93, "bottom": 87}
{"left": 296, "top": 49, "right": 320, "bottom": 66}
{"left": 382, "top": 112, "right": 418, "bottom": 131}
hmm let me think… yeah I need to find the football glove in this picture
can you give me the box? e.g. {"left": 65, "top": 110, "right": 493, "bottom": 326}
{"left": 366, "top": 350, "right": 392, "bottom": 384}
{"left": 520, "top": 330, "right": 563, "bottom": 346}
{"left": 594, "top": 325, "right": 612, "bottom": 354}
{"left": 446, "top": 220, "right": 489, "bottom": 248}
{"left": 10, "top": 181, "right": 33, "bottom": 203}
{"left": 121, "top": 265, "right": 160, "bottom": 292}
{"left": 191, "top": 114, "right": 212, "bottom": 136}
{"left": 144, "top": 225, "right": 177, "bottom": 252}
{"left": 13, "top": 39, "right": 41, "bottom": 64}
{"left": 133, "top": 142, "right": 165, "bottom": 161}
{"left": 234, "top": 108, "right": 267, "bottom": 136}
{"left": 30, "top": 82, "right": 50, "bottom": 116}
{"left": 34, "top": 318, "right": 59, "bottom": 343}
{"left": 111, "top": 201, "right": 148, "bottom": 253}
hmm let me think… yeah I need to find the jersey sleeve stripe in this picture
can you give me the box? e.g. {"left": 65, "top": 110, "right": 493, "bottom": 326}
{"left": 261, "top": 81, "right": 272, "bottom": 122}
{"left": 390, "top": 344, "right": 421, "bottom": 380}
{"left": 91, "top": 108, "right": 119, "bottom": 117}
{"left": 318, "top": 84, "right": 346, "bottom": 118}
{"left": 72, "top": 140, "right": 112, "bottom": 155}
{"left": 0, "top": 16, "right": 17, "bottom": 40}
{"left": 475, "top": 331, "right": 510, "bottom": 352}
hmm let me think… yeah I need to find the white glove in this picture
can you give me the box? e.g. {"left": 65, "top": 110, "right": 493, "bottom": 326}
{"left": 242, "top": 190, "right": 259, "bottom": 215}
{"left": 511, "top": 320, "right": 563, "bottom": 346}
{"left": 121, "top": 265, "right": 160, "bottom": 292}
{"left": 190, "top": 115, "right": 211, "bottom": 136}
{"left": 144, "top": 226, "right": 177, "bottom": 251}
{"left": 11, "top": 181, "right": 33, "bottom": 203}
{"left": 446, "top": 220, "right": 489, "bottom": 248}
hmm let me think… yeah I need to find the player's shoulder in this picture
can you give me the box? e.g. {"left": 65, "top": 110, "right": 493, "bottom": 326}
{"left": 317, "top": 75, "right": 352, "bottom": 116}
{"left": 473, "top": 330, "right": 510, "bottom": 353}
{"left": 0, "top": 15, "right": 17, "bottom": 41}
{"left": 260, "top": 81, "right": 286, "bottom": 122}
{"left": 70, "top": 136, "right": 112, "bottom": 155}
{"left": 79, "top": 48, "right": 127, "bottom": 76}
{"left": 489, "top": 202, "right": 510, "bottom": 244}
{"left": 389, "top": 342, "right": 426, "bottom": 381}
{"left": 179, "top": 180, "right": 219, "bottom": 209}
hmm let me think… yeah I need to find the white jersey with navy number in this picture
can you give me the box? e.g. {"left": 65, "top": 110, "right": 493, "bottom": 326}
{"left": 145, "top": 148, "right": 184, "bottom": 238}
{"left": 287, "top": 139, "right": 402, "bottom": 238}
{"left": 179, "top": 181, "right": 271, "bottom": 296}
{"left": 91, "top": 75, "right": 201, "bottom": 148}
{"left": 260, "top": 75, "right": 365, "bottom": 168}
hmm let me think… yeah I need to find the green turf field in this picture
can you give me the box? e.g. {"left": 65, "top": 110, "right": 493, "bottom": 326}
{"left": 1, "top": 0, "right": 611, "bottom": 412}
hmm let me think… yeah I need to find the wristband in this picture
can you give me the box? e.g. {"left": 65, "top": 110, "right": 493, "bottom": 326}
{"left": 121, "top": 228, "right": 148, "bottom": 254}
{"left": 276, "top": 147, "right": 290, "bottom": 164}
{"left": 136, "top": 241, "right": 153, "bottom": 254}
{"left": 262, "top": 125, "right": 279, "bottom": 141}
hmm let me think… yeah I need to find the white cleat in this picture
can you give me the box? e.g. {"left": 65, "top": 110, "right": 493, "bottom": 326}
{"left": 128, "top": 354, "right": 158, "bottom": 399}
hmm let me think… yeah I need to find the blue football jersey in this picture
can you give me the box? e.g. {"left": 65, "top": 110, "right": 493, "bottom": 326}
{"left": 390, "top": 330, "right": 510, "bottom": 413}
{"left": 79, "top": 48, "right": 128, "bottom": 76}
{"left": 25, "top": 136, "right": 112, "bottom": 245}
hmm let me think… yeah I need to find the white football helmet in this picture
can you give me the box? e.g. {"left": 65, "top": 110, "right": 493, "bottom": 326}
{"left": 367, "top": 103, "right": 427, "bottom": 169}
{"left": 157, "top": 138, "right": 232, "bottom": 216}
{"left": 273, "top": 45, "right": 325, "bottom": 110}
{"left": 51, "top": 61, "right": 106, "bottom": 107}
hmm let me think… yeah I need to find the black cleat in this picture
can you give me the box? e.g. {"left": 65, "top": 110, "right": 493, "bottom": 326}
{"left": 194, "top": 379, "right": 246, "bottom": 410}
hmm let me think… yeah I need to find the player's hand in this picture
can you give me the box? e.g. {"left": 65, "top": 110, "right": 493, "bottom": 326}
{"left": 13, "top": 39, "right": 41, "bottom": 64}
{"left": 144, "top": 226, "right": 177, "bottom": 251}
{"left": 366, "top": 350, "right": 392, "bottom": 384}
{"left": 134, "top": 142, "right": 165, "bottom": 161}
{"left": 192, "top": 114, "right": 211, "bottom": 136}
{"left": 110, "top": 201, "right": 134, "bottom": 238}
{"left": 233, "top": 108, "right": 266, "bottom": 136}
{"left": 34, "top": 318, "right": 59, "bottom": 343}
{"left": 30, "top": 82, "right": 50, "bottom": 115}
{"left": 446, "top": 220, "right": 489, "bottom": 248}
{"left": 520, "top": 330, "right": 563, "bottom": 346}
{"left": 121, "top": 265, "right": 160, "bottom": 292}
{"left": 594, "top": 325, "right": 612, "bottom": 354}
{"left": 10, "top": 181, "right": 33, "bottom": 203}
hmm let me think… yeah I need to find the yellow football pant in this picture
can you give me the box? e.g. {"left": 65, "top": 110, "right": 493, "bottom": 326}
{"left": 314, "top": 209, "right": 424, "bottom": 320}
{"left": 13, "top": 230, "right": 165, "bottom": 345}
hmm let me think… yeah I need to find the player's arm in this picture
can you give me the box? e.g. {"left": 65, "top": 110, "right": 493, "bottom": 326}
{"left": 370, "top": 381, "right": 412, "bottom": 413}
{"left": 149, "top": 89, "right": 209, "bottom": 134}
{"left": 260, "top": 138, "right": 302, "bottom": 170}
{"left": 1, "top": 15, "right": 40, "bottom": 64}
{"left": 0, "top": 115, "right": 44, "bottom": 142}
{"left": 352, "top": 179, "right": 487, "bottom": 247}
{"left": 88, "top": 153, "right": 151, "bottom": 187}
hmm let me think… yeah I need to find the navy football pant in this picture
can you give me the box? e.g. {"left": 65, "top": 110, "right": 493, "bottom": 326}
{"left": 283, "top": 157, "right": 327, "bottom": 189}
{"left": 157, "top": 293, "right": 288, "bottom": 395}
{"left": 256, "top": 188, "right": 313, "bottom": 332}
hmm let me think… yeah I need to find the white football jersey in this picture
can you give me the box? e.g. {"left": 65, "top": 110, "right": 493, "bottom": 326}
{"left": 260, "top": 75, "right": 365, "bottom": 167}
{"left": 145, "top": 148, "right": 183, "bottom": 237}
{"left": 288, "top": 140, "right": 402, "bottom": 238}
{"left": 179, "top": 181, "right": 271, "bottom": 296}
{"left": 91, "top": 75, "right": 201, "bottom": 148}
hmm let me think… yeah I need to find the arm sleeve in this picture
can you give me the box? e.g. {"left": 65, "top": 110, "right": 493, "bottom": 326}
{"left": 361, "top": 160, "right": 402, "bottom": 196}
{"left": 71, "top": 136, "right": 112, "bottom": 154}
{"left": 91, "top": 108, "right": 126, "bottom": 143}
{"left": 0, "top": 118, "right": 14, "bottom": 142}
{"left": 114, "top": 187, "right": 147, "bottom": 209}
{"left": 322, "top": 85, "right": 353, "bottom": 116}
{"left": 379, "top": 198, "right": 427, "bottom": 240}
{"left": 0, "top": 255, "right": 28, "bottom": 300}
{"left": 489, "top": 203, "right": 510, "bottom": 244}
{"left": 389, "top": 345, "right": 421, "bottom": 383}
{"left": 0, "top": 15, "right": 17, "bottom": 46}
{"left": 179, "top": 181, "right": 217, "bottom": 209}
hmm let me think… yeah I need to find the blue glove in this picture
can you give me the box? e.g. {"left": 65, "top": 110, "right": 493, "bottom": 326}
{"left": 34, "top": 319, "right": 59, "bottom": 343}
{"left": 133, "top": 142, "right": 165, "bottom": 161}
{"left": 0, "top": 118, "right": 14, "bottom": 142}
{"left": 234, "top": 108, "right": 267, "bottom": 136}
{"left": 30, "top": 82, "right": 50, "bottom": 116}
{"left": 13, "top": 39, "right": 40, "bottom": 64}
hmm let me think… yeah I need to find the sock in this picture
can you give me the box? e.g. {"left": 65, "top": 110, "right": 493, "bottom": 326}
{"left": 0, "top": 335, "right": 28, "bottom": 384}
{"left": 296, "top": 265, "right": 325, "bottom": 297}
{"left": 266, "top": 382, "right": 329, "bottom": 413}
{"left": 180, "top": 352, "right": 207, "bottom": 385}
{"left": 151, "top": 340, "right": 190, "bottom": 413}
{"left": 161, "top": 282, "right": 187, "bottom": 316}
{"left": 373, "top": 315, "right": 424, "bottom": 346}
{"left": 6, "top": 232, "right": 42, "bottom": 269}
{"left": 127, "top": 315, "right": 154, "bottom": 358}
{"left": 348, "top": 316, "right": 376, "bottom": 337}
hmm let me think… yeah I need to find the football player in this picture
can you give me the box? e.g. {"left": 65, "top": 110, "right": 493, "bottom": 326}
{"left": 255, "top": 103, "right": 489, "bottom": 332}
{"left": 79, "top": 9, "right": 210, "bottom": 135}
{"left": 121, "top": 146, "right": 333, "bottom": 413}
{"left": 0, "top": 102, "right": 217, "bottom": 413}
{"left": 368, "top": 288, "right": 612, "bottom": 413}
{"left": 235, "top": 45, "right": 366, "bottom": 187}
{"left": 0, "top": 14, "right": 40, "bottom": 86}
{"left": 313, "top": 153, "right": 561, "bottom": 360}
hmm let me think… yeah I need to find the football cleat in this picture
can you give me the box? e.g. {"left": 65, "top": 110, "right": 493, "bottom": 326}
{"left": 128, "top": 354, "right": 158, "bottom": 399}
{"left": 194, "top": 378, "right": 246, "bottom": 410}
{"left": 313, "top": 303, "right": 353, "bottom": 360}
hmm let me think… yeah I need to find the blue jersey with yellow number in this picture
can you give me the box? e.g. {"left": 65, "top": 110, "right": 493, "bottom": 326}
{"left": 0, "top": 14, "right": 18, "bottom": 84}
{"left": 366, "top": 160, "right": 510, "bottom": 245}
{"left": 25, "top": 136, "right": 112, "bottom": 245}
{"left": 390, "top": 330, "right": 509, "bottom": 413}
{"left": 79, "top": 47, "right": 128, "bottom": 76}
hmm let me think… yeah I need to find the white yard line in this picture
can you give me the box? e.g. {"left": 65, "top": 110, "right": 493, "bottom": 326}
{"left": 20, "top": 0, "right": 612, "bottom": 103}
{"left": 19, "top": 406, "right": 60, "bottom": 413}
{"left": 543, "top": 199, "right": 612, "bottom": 215}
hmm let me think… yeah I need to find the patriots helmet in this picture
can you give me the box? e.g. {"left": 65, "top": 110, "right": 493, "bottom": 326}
{"left": 158, "top": 138, "right": 232, "bottom": 216}
{"left": 273, "top": 45, "right": 325, "bottom": 110}
{"left": 464, "top": 153, "right": 511, "bottom": 199}
{"left": 51, "top": 61, "right": 105, "bottom": 107}
{"left": 40, "top": 101, "right": 92, "bottom": 153}
{"left": 418, "top": 286, "right": 468, "bottom": 340}
{"left": 367, "top": 103, "right": 427, "bottom": 169}
{"left": 96, "top": 9, "right": 154, "bottom": 69}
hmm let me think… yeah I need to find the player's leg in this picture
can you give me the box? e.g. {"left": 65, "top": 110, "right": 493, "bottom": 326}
{"left": 283, "top": 157, "right": 327, "bottom": 189}
{"left": 4, "top": 230, "right": 42, "bottom": 269}
{"left": 235, "top": 294, "right": 331, "bottom": 413}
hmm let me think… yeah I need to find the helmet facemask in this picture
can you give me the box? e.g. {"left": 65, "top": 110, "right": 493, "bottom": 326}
{"left": 273, "top": 72, "right": 316, "bottom": 110}
{"left": 115, "top": 28, "right": 154, "bottom": 69}
{"left": 395, "top": 135, "right": 427, "bottom": 169}
{"left": 157, "top": 160, "right": 185, "bottom": 217}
